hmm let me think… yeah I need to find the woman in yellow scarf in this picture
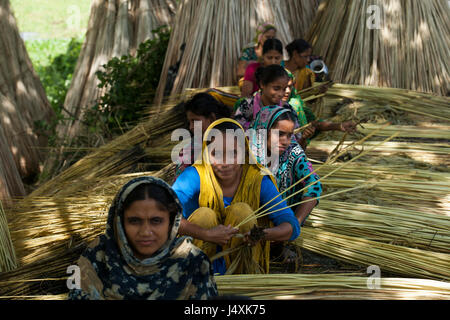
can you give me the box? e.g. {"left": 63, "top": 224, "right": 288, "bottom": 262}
{"left": 172, "top": 119, "right": 300, "bottom": 275}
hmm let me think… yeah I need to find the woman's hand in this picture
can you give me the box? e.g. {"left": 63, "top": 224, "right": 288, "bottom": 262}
{"left": 302, "top": 124, "right": 316, "bottom": 140}
{"left": 205, "top": 225, "right": 239, "bottom": 246}
{"left": 340, "top": 121, "right": 357, "bottom": 133}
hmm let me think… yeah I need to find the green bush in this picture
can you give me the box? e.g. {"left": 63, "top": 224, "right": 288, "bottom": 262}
{"left": 85, "top": 26, "right": 171, "bottom": 137}
{"left": 27, "top": 38, "right": 82, "bottom": 146}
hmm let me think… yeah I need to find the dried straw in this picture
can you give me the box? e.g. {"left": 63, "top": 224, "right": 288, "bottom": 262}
{"left": 0, "top": 200, "right": 17, "bottom": 272}
{"left": 307, "top": 0, "right": 450, "bottom": 96}
{"left": 215, "top": 274, "right": 450, "bottom": 300}
{"left": 294, "top": 227, "right": 450, "bottom": 281}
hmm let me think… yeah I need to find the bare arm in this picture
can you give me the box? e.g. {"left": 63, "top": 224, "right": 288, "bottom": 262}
{"left": 294, "top": 198, "right": 318, "bottom": 225}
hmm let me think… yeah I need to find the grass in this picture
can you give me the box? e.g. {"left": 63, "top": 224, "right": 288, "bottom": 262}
{"left": 10, "top": 0, "right": 91, "bottom": 40}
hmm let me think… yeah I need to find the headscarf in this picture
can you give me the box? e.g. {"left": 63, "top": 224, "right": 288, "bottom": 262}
{"left": 68, "top": 176, "right": 218, "bottom": 300}
{"left": 193, "top": 118, "right": 276, "bottom": 273}
{"left": 254, "top": 22, "right": 277, "bottom": 45}
{"left": 250, "top": 106, "right": 322, "bottom": 208}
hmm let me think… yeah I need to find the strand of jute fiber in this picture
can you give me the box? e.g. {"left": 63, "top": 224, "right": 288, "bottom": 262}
{"left": 153, "top": 0, "right": 320, "bottom": 106}
{"left": 0, "top": 200, "right": 17, "bottom": 272}
{"left": 306, "top": 0, "right": 449, "bottom": 96}
{"left": 0, "top": 0, "right": 55, "bottom": 180}
{"left": 52, "top": 0, "right": 177, "bottom": 167}
{"left": 294, "top": 227, "right": 450, "bottom": 281}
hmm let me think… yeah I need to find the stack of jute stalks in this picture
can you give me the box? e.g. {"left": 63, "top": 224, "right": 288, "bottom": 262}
{"left": 34, "top": 105, "right": 184, "bottom": 195}
{"left": 309, "top": 140, "right": 450, "bottom": 166}
{"left": 313, "top": 163, "right": 450, "bottom": 214}
{"left": 294, "top": 228, "right": 450, "bottom": 281}
{"left": 56, "top": 0, "right": 177, "bottom": 145}
{"left": 306, "top": 200, "right": 450, "bottom": 253}
{"left": 153, "top": 0, "right": 320, "bottom": 105}
{"left": 307, "top": 0, "right": 450, "bottom": 96}
{"left": 0, "top": 0, "right": 54, "bottom": 201}
{"left": 0, "top": 200, "right": 17, "bottom": 272}
{"left": 323, "top": 84, "right": 450, "bottom": 123}
{"left": 2, "top": 274, "right": 449, "bottom": 300}
{"left": 215, "top": 274, "right": 450, "bottom": 300}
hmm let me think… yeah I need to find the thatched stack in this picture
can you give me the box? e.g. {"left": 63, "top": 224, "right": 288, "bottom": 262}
{"left": 153, "top": 0, "right": 320, "bottom": 105}
{"left": 0, "top": 0, "right": 54, "bottom": 200}
{"left": 307, "top": 0, "right": 450, "bottom": 95}
{"left": 57, "top": 0, "right": 177, "bottom": 144}
{"left": 0, "top": 127, "right": 25, "bottom": 202}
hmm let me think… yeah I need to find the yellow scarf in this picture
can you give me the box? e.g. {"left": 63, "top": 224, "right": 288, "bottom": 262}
{"left": 193, "top": 118, "right": 276, "bottom": 223}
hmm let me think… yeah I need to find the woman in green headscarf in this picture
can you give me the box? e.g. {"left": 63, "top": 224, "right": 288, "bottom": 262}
{"left": 68, "top": 176, "right": 218, "bottom": 300}
{"left": 236, "top": 22, "right": 277, "bottom": 84}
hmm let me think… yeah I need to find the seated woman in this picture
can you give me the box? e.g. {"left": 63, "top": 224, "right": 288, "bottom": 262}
{"left": 251, "top": 106, "right": 322, "bottom": 225}
{"left": 283, "top": 76, "right": 357, "bottom": 150}
{"left": 68, "top": 176, "right": 218, "bottom": 300}
{"left": 236, "top": 22, "right": 277, "bottom": 83}
{"left": 284, "top": 39, "right": 315, "bottom": 92}
{"left": 240, "top": 38, "right": 284, "bottom": 98}
{"left": 234, "top": 64, "right": 292, "bottom": 131}
{"left": 174, "top": 93, "right": 231, "bottom": 180}
{"left": 173, "top": 119, "right": 300, "bottom": 275}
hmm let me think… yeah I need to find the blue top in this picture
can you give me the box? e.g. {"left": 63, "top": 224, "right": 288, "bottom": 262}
{"left": 172, "top": 166, "right": 301, "bottom": 274}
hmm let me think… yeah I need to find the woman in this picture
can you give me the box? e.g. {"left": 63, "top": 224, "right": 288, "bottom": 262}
{"left": 251, "top": 106, "right": 322, "bottom": 225}
{"left": 173, "top": 119, "right": 300, "bottom": 275}
{"left": 174, "top": 93, "right": 231, "bottom": 180}
{"left": 284, "top": 39, "right": 315, "bottom": 92}
{"left": 236, "top": 22, "right": 277, "bottom": 81}
{"left": 234, "top": 64, "right": 291, "bottom": 131}
{"left": 240, "top": 38, "right": 284, "bottom": 98}
{"left": 68, "top": 176, "right": 218, "bottom": 300}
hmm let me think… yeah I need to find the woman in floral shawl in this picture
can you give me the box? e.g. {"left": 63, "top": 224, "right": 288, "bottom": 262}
{"left": 68, "top": 176, "right": 218, "bottom": 300}
{"left": 250, "top": 106, "right": 322, "bottom": 226}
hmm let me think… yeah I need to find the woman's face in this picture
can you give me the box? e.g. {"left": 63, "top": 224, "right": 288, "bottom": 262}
{"left": 260, "top": 28, "right": 276, "bottom": 46}
{"left": 260, "top": 76, "right": 289, "bottom": 106}
{"left": 293, "top": 47, "right": 312, "bottom": 69}
{"left": 262, "top": 49, "right": 283, "bottom": 67}
{"left": 123, "top": 198, "right": 171, "bottom": 260}
{"left": 186, "top": 111, "right": 216, "bottom": 134}
{"left": 209, "top": 135, "right": 243, "bottom": 183}
{"left": 282, "top": 79, "right": 294, "bottom": 102}
{"left": 267, "top": 119, "right": 295, "bottom": 155}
